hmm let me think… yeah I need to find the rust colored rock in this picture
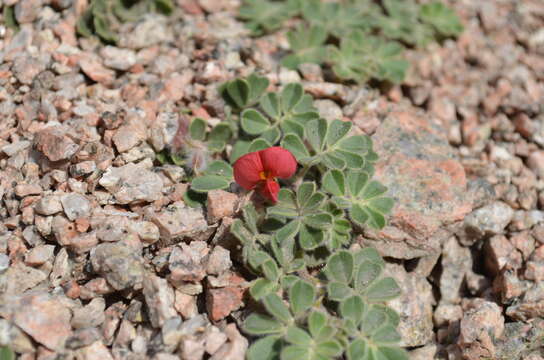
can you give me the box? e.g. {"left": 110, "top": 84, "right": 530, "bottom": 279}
{"left": 79, "top": 56, "right": 115, "bottom": 86}
{"left": 13, "top": 293, "right": 72, "bottom": 351}
{"left": 206, "top": 286, "right": 244, "bottom": 322}
{"left": 363, "top": 109, "right": 472, "bottom": 259}
{"left": 34, "top": 126, "right": 79, "bottom": 162}
{"left": 206, "top": 190, "right": 238, "bottom": 223}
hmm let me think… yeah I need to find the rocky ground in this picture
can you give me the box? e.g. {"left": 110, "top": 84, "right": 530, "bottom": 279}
{"left": 0, "top": 0, "right": 543, "bottom": 359}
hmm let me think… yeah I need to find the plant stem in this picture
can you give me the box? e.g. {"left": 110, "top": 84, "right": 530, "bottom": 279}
{"left": 293, "top": 165, "right": 311, "bottom": 187}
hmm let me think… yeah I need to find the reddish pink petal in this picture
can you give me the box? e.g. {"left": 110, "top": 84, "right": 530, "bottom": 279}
{"left": 259, "top": 147, "right": 298, "bottom": 179}
{"left": 233, "top": 151, "right": 264, "bottom": 190}
{"left": 258, "top": 179, "right": 280, "bottom": 203}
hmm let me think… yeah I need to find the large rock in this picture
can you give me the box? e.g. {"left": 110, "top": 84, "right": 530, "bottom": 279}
{"left": 362, "top": 109, "right": 472, "bottom": 259}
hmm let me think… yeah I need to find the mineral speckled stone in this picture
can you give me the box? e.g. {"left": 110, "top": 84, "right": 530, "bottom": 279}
{"left": 61, "top": 193, "right": 91, "bottom": 221}
{"left": 99, "top": 163, "right": 163, "bottom": 204}
{"left": 90, "top": 243, "right": 144, "bottom": 290}
{"left": 363, "top": 109, "right": 472, "bottom": 259}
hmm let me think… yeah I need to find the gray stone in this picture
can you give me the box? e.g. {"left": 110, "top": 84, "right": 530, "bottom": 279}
{"left": 143, "top": 274, "right": 177, "bottom": 328}
{"left": 61, "top": 193, "right": 91, "bottom": 221}
{"left": 71, "top": 298, "right": 106, "bottom": 329}
{"left": 100, "top": 46, "right": 137, "bottom": 71}
{"left": 119, "top": 15, "right": 173, "bottom": 49}
{"left": 464, "top": 201, "right": 514, "bottom": 239}
{"left": 35, "top": 195, "right": 63, "bottom": 215}
{"left": 169, "top": 241, "right": 209, "bottom": 283}
{"left": 90, "top": 243, "right": 144, "bottom": 290}
{"left": 206, "top": 246, "right": 232, "bottom": 275}
{"left": 314, "top": 99, "right": 343, "bottom": 122}
{"left": 25, "top": 244, "right": 55, "bottom": 266}
{"left": 0, "top": 254, "right": 9, "bottom": 273}
{"left": 99, "top": 163, "right": 163, "bottom": 204}
{"left": 440, "top": 237, "right": 472, "bottom": 304}
{"left": 148, "top": 201, "right": 208, "bottom": 242}
{"left": 385, "top": 263, "right": 434, "bottom": 347}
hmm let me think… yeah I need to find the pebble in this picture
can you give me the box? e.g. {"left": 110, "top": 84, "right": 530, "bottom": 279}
{"left": 34, "top": 126, "right": 79, "bottom": 162}
{"left": 143, "top": 275, "right": 177, "bottom": 328}
{"left": 99, "top": 163, "right": 163, "bottom": 204}
{"left": 148, "top": 201, "right": 208, "bottom": 242}
{"left": 206, "top": 190, "right": 238, "bottom": 223}
{"left": 60, "top": 193, "right": 91, "bottom": 221}
{"left": 90, "top": 242, "right": 144, "bottom": 290}
{"left": 0, "top": 253, "right": 9, "bottom": 272}
{"left": 464, "top": 201, "right": 514, "bottom": 239}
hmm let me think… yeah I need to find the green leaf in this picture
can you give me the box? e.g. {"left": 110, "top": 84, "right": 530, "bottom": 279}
{"left": 371, "top": 325, "right": 401, "bottom": 344}
{"left": 242, "top": 109, "right": 271, "bottom": 135}
{"left": 347, "top": 170, "right": 369, "bottom": 197}
{"left": 296, "top": 182, "right": 315, "bottom": 208}
{"left": 249, "top": 138, "right": 272, "bottom": 152}
{"left": 281, "top": 345, "right": 311, "bottom": 360}
{"left": 243, "top": 203, "right": 260, "bottom": 234}
{"left": 250, "top": 278, "right": 278, "bottom": 300}
{"left": 208, "top": 123, "right": 232, "bottom": 144}
{"left": 326, "top": 120, "right": 352, "bottom": 146}
{"left": 316, "top": 340, "right": 343, "bottom": 357}
{"left": 420, "top": 2, "right": 464, "bottom": 37}
{"left": 191, "top": 175, "right": 230, "bottom": 192}
{"left": 340, "top": 295, "right": 365, "bottom": 326}
{"left": 243, "top": 314, "right": 285, "bottom": 335}
{"left": 289, "top": 280, "right": 315, "bottom": 316}
{"left": 364, "top": 277, "right": 401, "bottom": 302}
{"left": 261, "top": 127, "right": 281, "bottom": 145}
{"left": 204, "top": 160, "right": 233, "bottom": 177}
{"left": 262, "top": 259, "right": 280, "bottom": 282}
{"left": 281, "top": 135, "right": 310, "bottom": 162}
{"left": 349, "top": 203, "right": 369, "bottom": 227}
{"left": 247, "top": 73, "right": 270, "bottom": 103}
{"left": 276, "top": 220, "right": 301, "bottom": 242}
{"left": 247, "top": 336, "right": 283, "bottom": 360}
{"left": 230, "top": 140, "right": 251, "bottom": 163}
{"left": 299, "top": 225, "right": 325, "bottom": 250}
{"left": 0, "top": 347, "right": 15, "bottom": 360}
{"left": 76, "top": 9, "right": 93, "bottom": 37}
{"left": 282, "top": 24, "right": 328, "bottom": 69}
{"left": 303, "top": 213, "right": 333, "bottom": 230}
{"left": 323, "top": 170, "right": 345, "bottom": 197}
{"left": 261, "top": 92, "right": 281, "bottom": 120}
{"left": 189, "top": 117, "right": 207, "bottom": 141}
{"left": 308, "top": 311, "right": 327, "bottom": 338}
{"left": 155, "top": 0, "right": 174, "bottom": 14}
{"left": 354, "top": 248, "right": 384, "bottom": 266}
{"left": 285, "top": 326, "right": 312, "bottom": 345}
{"left": 227, "top": 79, "right": 250, "bottom": 108}
{"left": 325, "top": 250, "right": 354, "bottom": 284}
{"left": 281, "top": 83, "right": 304, "bottom": 113}
{"left": 327, "top": 281, "right": 352, "bottom": 301}
{"left": 306, "top": 118, "right": 327, "bottom": 153}
{"left": 93, "top": 15, "right": 118, "bottom": 43}
{"left": 347, "top": 339, "right": 368, "bottom": 360}
{"left": 264, "top": 293, "right": 293, "bottom": 324}
{"left": 360, "top": 306, "right": 388, "bottom": 335}
{"left": 355, "top": 261, "right": 383, "bottom": 292}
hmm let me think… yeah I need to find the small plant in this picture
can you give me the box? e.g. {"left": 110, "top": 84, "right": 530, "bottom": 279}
{"left": 180, "top": 74, "right": 404, "bottom": 358}
{"left": 76, "top": 0, "right": 174, "bottom": 43}
{"left": 238, "top": 0, "right": 463, "bottom": 84}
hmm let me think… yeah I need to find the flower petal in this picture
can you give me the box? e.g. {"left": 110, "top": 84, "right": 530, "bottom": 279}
{"left": 258, "top": 179, "right": 280, "bottom": 203}
{"left": 259, "top": 147, "right": 298, "bottom": 179}
{"left": 233, "top": 151, "right": 264, "bottom": 190}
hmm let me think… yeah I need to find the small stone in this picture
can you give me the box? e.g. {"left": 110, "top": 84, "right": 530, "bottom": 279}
{"left": 408, "top": 344, "right": 437, "bottom": 360}
{"left": 99, "top": 163, "right": 163, "bottom": 204}
{"left": 13, "top": 293, "right": 72, "bottom": 351}
{"left": 314, "top": 99, "right": 343, "bottom": 122}
{"left": 493, "top": 270, "right": 527, "bottom": 302}
{"left": 71, "top": 298, "right": 106, "bottom": 329}
{"left": 77, "top": 341, "right": 114, "bottom": 360}
{"left": 51, "top": 215, "right": 78, "bottom": 246}
{"left": 149, "top": 201, "right": 208, "bottom": 241}
{"left": 206, "top": 190, "right": 238, "bottom": 223}
{"left": 204, "top": 326, "right": 228, "bottom": 355}
{"left": 90, "top": 242, "right": 144, "bottom": 290}
{"left": 70, "top": 161, "right": 96, "bottom": 177}
{"left": 79, "top": 57, "right": 115, "bottom": 85}
{"left": 70, "top": 232, "right": 98, "bottom": 254}
{"left": 206, "top": 246, "right": 232, "bottom": 275}
{"left": 24, "top": 244, "right": 55, "bottom": 266}
{"left": 385, "top": 263, "right": 433, "bottom": 347}
{"left": 434, "top": 303, "right": 463, "bottom": 327}
{"left": 66, "top": 327, "right": 102, "bottom": 350}
{"left": 484, "top": 235, "right": 523, "bottom": 275}
{"left": 14, "top": 0, "right": 41, "bottom": 23}
{"left": 112, "top": 117, "right": 147, "bottom": 153}
{"left": 510, "top": 231, "right": 536, "bottom": 260}
{"left": 35, "top": 195, "right": 63, "bottom": 216}
{"left": 525, "top": 261, "right": 544, "bottom": 281}
{"left": 161, "top": 317, "right": 183, "bottom": 347}
{"left": 209, "top": 324, "right": 248, "bottom": 360}
{"left": 527, "top": 151, "right": 544, "bottom": 179}
{"left": 169, "top": 241, "right": 209, "bottom": 282}
{"left": 143, "top": 274, "right": 177, "bottom": 328}
{"left": 130, "top": 220, "right": 160, "bottom": 244}
{"left": 34, "top": 127, "right": 79, "bottom": 162}
{"left": 61, "top": 193, "right": 91, "bottom": 221}
{"left": 174, "top": 290, "right": 198, "bottom": 319}
{"left": 0, "top": 254, "right": 9, "bottom": 272}
{"left": 440, "top": 237, "right": 472, "bottom": 304}
{"left": 100, "top": 46, "right": 137, "bottom": 71}
{"left": 506, "top": 283, "right": 544, "bottom": 321}
{"left": 206, "top": 286, "right": 244, "bottom": 321}
{"left": 119, "top": 15, "right": 173, "bottom": 49}
{"left": 2, "top": 140, "right": 31, "bottom": 156}
{"left": 14, "top": 183, "right": 42, "bottom": 197}
{"left": 464, "top": 201, "right": 514, "bottom": 239}
{"left": 2, "top": 263, "right": 48, "bottom": 295}
{"left": 458, "top": 299, "right": 504, "bottom": 360}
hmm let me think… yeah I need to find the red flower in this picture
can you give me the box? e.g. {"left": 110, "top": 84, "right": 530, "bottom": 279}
{"left": 233, "top": 146, "right": 297, "bottom": 203}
